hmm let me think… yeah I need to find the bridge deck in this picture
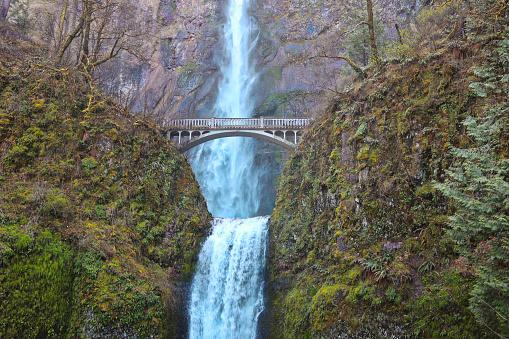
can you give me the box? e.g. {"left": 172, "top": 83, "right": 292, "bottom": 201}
{"left": 164, "top": 117, "right": 310, "bottom": 130}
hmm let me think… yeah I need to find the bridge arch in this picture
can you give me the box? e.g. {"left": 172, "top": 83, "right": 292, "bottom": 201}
{"left": 164, "top": 117, "right": 310, "bottom": 153}
{"left": 177, "top": 130, "right": 296, "bottom": 152}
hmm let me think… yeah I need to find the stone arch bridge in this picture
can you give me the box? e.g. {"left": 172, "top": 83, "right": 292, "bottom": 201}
{"left": 164, "top": 117, "right": 311, "bottom": 152}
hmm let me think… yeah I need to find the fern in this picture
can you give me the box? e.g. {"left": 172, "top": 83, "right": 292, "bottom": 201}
{"left": 436, "top": 31, "right": 509, "bottom": 336}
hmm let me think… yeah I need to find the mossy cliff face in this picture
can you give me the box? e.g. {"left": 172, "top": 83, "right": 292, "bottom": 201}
{"left": 267, "top": 27, "right": 508, "bottom": 339}
{"left": 0, "top": 32, "right": 211, "bottom": 338}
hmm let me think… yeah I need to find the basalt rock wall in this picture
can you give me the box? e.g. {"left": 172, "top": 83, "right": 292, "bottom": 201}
{"left": 251, "top": 0, "right": 424, "bottom": 118}
{"left": 25, "top": 0, "right": 424, "bottom": 122}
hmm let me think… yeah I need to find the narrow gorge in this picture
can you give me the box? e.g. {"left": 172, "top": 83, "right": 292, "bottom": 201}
{"left": 1, "top": 0, "right": 508, "bottom": 338}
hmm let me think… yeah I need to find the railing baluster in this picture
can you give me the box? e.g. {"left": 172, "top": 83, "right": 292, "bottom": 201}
{"left": 167, "top": 117, "right": 310, "bottom": 133}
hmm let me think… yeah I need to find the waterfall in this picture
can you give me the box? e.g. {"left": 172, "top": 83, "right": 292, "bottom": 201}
{"left": 188, "top": 0, "right": 268, "bottom": 338}
{"left": 188, "top": 218, "right": 268, "bottom": 339}
{"left": 189, "top": 0, "right": 260, "bottom": 219}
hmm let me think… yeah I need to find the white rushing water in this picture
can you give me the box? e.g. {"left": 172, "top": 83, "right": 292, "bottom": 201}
{"left": 188, "top": 0, "right": 268, "bottom": 338}
{"left": 188, "top": 218, "right": 268, "bottom": 339}
{"left": 189, "top": 0, "right": 261, "bottom": 219}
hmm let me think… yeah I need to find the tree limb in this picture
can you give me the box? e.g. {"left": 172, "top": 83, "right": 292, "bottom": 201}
{"left": 58, "top": 16, "right": 84, "bottom": 62}
{"left": 309, "top": 54, "right": 366, "bottom": 78}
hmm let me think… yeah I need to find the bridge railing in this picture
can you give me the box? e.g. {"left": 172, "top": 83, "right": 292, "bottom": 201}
{"left": 164, "top": 117, "right": 311, "bottom": 130}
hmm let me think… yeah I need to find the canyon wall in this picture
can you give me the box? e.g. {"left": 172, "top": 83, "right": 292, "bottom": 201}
{"left": 98, "top": 0, "right": 224, "bottom": 122}
{"left": 251, "top": 0, "right": 425, "bottom": 118}
{"left": 23, "top": 0, "right": 424, "bottom": 122}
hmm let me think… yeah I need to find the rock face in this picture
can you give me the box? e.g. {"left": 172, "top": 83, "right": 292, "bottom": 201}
{"left": 24, "top": 0, "right": 425, "bottom": 122}
{"left": 251, "top": 0, "right": 423, "bottom": 118}
{"left": 97, "top": 0, "right": 224, "bottom": 123}
{"left": 72, "top": 0, "right": 425, "bottom": 122}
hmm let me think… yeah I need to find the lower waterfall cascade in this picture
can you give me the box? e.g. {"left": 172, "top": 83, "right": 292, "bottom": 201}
{"left": 188, "top": 217, "right": 268, "bottom": 338}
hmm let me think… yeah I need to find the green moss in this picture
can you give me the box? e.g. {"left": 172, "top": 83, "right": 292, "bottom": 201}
{"left": 407, "top": 270, "right": 482, "bottom": 338}
{"left": 0, "top": 229, "right": 74, "bottom": 338}
{"left": 276, "top": 286, "right": 312, "bottom": 339}
{"left": 415, "top": 182, "right": 436, "bottom": 197}
{"left": 6, "top": 126, "right": 44, "bottom": 167}
{"left": 84, "top": 268, "right": 165, "bottom": 337}
{"left": 356, "top": 145, "right": 379, "bottom": 167}
{"left": 368, "top": 148, "right": 379, "bottom": 165}
{"left": 356, "top": 145, "right": 371, "bottom": 161}
{"left": 343, "top": 266, "right": 362, "bottom": 284}
{"left": 41, "top": 188, "right": 72, "bottom": 219}
{"left": 32, "top": 98, "right": 46, "bottom": 110}
{"left": 310, "top": 284, "right": 344, "bottom": 332}
{"left": 81, "top": 157, "right": 98, "bottom": 172}
{"left": 345, "top": 281, "right": 376, "bottom": 305}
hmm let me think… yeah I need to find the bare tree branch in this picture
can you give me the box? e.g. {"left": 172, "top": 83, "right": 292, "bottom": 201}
{"left": 0, "top": 0, "right": 10, "bottom": 20}
{"left": 309, "top": 54, "right": 366, "bottom": 78}
{"left": 58, "top": 16, "right": 84, "bottom": 61}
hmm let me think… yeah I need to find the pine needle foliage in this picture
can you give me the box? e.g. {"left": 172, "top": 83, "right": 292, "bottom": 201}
{"left": 436, "top": 30, "right": 509, "bottom": 336}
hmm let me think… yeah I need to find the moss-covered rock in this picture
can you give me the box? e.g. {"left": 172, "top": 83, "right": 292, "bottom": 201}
{"left": 0, "top": 31, "right": 211, "bottom": 338}
{"left": 267, "top": 13, "right": 508, "bottom": 339}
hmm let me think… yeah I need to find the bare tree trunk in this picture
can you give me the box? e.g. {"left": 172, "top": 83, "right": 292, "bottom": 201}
{"left": 81, "top": 0, "right": 91, "bottom": 68}
{"left": 395, "top": 23, "right": 403, "bottom": 44}
{"left": 366, "top": 0, "right": 380, "bottom": 65}
{"left": 58, "top": 16, "right": 84, "bottom": 62}
{"left": 54, "top": 0, "right": 69, "bottom": 53}
{"left": 0, "top": 0, "right": 11, "bottom": 20}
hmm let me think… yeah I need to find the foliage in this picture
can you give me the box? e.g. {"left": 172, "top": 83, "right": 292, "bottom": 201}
{"left": 0, "top": 35, "right": 210, "bottom": 337}
{"left": 40, "top": 188, "right": 73, "bottom": 219}
{"left": 436, "top": 32, "right": 509, "bottom": 336}
{"left": 273, "top": 285, "right": 312, "bottom": 339}
{"left": 0, "top": 228, "right": 74, "bottom": 338}
{"left": 269, "top": 6, "right": 508, "bottom": 338}
{"left": 5, "top": 126, "right": 44, "bottom": 167}
{"left": 310, "top": 284, "right": 344, "bottom": 332}
{"left": 408, "top": 270, "right": 482, "bottom": 338}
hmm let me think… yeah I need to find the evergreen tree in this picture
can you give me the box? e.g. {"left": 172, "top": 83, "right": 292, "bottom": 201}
{"left": 436, "top": 31, "right": 509, "bottom": 336}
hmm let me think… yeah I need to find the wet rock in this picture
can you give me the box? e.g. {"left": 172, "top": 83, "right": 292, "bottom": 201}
{"left": 383, "top": 241, "right": 403, "bottom": 251}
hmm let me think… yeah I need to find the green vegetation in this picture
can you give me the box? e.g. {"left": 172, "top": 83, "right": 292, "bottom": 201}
{"left": 0, "top": 228, "right": 73, "bottom": 338}
{"left": 436, "top": 33, "right": 509, "bottom": 335}
{"left": 268, "top": 3, "right": 508, "bottom": 338}
{"left": 0, "top": 32, "right": 210, "bottom": 337}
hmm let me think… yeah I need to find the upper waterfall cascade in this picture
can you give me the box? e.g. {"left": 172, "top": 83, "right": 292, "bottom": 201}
{"left": 188, "top": 0, "right": 261, "bottom": 219}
